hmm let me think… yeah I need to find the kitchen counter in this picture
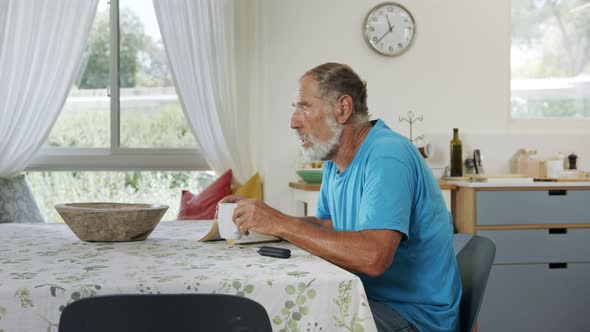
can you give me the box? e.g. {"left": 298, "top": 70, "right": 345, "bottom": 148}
{"left": 289, "top": 181, "right": 457, "bottom": 191}
{"left": 446, "top": 180, "right": 590, "bottom": 189}
{"left": 289, "top": 181, "right": 455, "bottom": 216}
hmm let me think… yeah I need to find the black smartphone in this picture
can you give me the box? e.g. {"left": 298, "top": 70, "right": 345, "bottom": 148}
{"left": 257, "top": 246, "right": 291, "bottom": 259}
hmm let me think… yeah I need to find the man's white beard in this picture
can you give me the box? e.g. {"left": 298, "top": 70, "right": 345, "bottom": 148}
{"left": 299, "top": 112, "right": 344, "bottom": 162}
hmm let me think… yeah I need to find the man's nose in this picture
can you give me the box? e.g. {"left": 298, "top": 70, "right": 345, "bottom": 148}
{"left": 290, "top": 111, "right": 302, "bottom": 129}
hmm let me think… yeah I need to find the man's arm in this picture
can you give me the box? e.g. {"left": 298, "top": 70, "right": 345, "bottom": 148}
{"left": 231, "top": 199, "right": 401, "bottom": 277}
{"left": 278, "top": 216, "right": 401, "bottom": 277}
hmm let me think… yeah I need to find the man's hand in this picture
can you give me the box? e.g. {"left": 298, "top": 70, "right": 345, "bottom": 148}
{"left": 233, "top": 199, "right": 290, "bottom": 237}
{"left": 214, "top": 194, "right": 247, "bottom": 221}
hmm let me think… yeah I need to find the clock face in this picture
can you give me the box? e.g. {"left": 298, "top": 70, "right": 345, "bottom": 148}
{"left": 364, "top": 2, "right": 416, "bottom": 57}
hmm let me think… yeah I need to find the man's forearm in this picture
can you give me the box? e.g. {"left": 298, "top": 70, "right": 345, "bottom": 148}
{"left": 277, "top": 217, "right": 400, "bottom": 277}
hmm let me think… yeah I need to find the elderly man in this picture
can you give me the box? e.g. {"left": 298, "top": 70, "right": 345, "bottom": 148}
{"left": 221, "top": 63, "right": 461, "bottom": 332}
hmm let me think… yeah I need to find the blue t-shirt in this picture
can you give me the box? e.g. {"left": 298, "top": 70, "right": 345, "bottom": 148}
{"left": 317, "top": 119, "right": 461, "bottom": 332}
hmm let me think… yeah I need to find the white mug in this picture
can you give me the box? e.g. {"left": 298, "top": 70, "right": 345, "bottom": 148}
{"left": 217, "top": 203, "right": 242, "bottom": 240}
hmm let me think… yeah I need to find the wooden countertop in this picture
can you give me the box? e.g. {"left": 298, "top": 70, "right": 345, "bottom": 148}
{"left": 438, "top": 182, "right": 457, "bottom": 190}
{"left": 289, "top": 182, "right": 321, "bottom": 191}
{"left": 290, "top": 181, "right": 456, "bottom": 191}
{"left": 448, "top": 181, "right": 590, "bottom": 189}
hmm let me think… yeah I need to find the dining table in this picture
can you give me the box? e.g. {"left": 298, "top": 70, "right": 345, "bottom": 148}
{"left": 0, "top": 220, "right": 378, "bottom": 332}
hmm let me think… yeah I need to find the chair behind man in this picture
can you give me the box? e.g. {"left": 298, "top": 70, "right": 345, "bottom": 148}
{"left": 454, "top": 234, "right": 496, "bottom": 332}
{"left": 58, "top": 293, "right": 273, "bottom": 332}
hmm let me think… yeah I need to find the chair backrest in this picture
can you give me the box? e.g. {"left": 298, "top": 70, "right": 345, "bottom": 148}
{"left": 455, "top": 234, "right": 496, "bottom": 332}
{"left": 58, "top": 293, "right": 273, "bottom": 332}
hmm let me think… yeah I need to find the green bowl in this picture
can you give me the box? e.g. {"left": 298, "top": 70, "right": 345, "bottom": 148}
{"left": 296, "top": 169, "right": 323, "bottom": 184}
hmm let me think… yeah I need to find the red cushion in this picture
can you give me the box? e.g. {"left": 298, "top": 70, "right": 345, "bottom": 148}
{"left": 177, "top": 169, "right": 233, "bottom": 220}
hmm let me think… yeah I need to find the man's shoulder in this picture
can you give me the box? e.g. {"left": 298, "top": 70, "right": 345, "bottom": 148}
{"left": 365, "top": 129, "right": 414, "bottom": 160}
{"left": 368, "top": 120, "right": 410, "bottom": 146}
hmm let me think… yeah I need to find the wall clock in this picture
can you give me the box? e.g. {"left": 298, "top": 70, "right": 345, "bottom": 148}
{"left": 363, "top": 2, "right": 416, "bottom": 57}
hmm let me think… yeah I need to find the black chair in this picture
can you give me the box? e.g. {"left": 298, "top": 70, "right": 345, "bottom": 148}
{"left": 455, "top": 234, "right": 496, "bottom": 332}
{"left": 58, "top": 293, "right": 273, "bottom": 332}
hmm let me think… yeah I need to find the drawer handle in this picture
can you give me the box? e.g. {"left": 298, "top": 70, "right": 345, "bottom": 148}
{"left": 549, "top": 263, "right": 568, "bottom": 269}
{"left": 548, "top": 228, "right": 567, "bottom": 234}
{"left": 548, "top": 189, "right": 567, "bottom": 196}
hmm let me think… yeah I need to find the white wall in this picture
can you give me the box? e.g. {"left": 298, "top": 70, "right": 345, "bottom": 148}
{"left": 249, "top": 0, "right": 590, "bottom": 213}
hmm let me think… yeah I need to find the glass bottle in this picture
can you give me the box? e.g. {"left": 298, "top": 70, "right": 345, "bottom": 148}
{"left": 450, "top": 128, "right": 463, "bottom": 177}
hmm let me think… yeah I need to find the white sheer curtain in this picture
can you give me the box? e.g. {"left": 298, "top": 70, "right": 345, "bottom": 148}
{"left": 0, "top": 1, "right": 8, "bottom": 56}
{"left": 153, "top": 0, "right": 253, "bottom": 183}
{"left": 0, "top": 0, "right": 99, "bottom": 178}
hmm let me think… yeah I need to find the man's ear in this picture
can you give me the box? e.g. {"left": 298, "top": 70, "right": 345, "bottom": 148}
{"left": 336, "top": 95, "right": 353, "bottom": 123}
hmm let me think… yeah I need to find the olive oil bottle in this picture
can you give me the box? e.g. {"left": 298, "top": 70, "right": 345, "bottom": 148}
{"left": 450, "top": 128, "right": 463, "bottom": 177}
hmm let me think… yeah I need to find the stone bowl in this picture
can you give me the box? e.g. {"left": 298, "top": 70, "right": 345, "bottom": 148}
{"left": 55, "top": 203, "right": 168, "bottom": 242}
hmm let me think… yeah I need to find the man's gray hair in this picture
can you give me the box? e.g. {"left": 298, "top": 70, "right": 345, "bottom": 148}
{"left": 303, "top": 63, "right": 370, "bottom": 125}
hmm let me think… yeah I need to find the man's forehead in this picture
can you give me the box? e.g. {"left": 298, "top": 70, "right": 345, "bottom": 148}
{"left": 293, "top": 76, "right": 320, "bottom": 103}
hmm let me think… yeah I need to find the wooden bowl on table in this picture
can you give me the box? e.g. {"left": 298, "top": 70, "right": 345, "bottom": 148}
{"left": 55, "top": 202, "right": 168, "bottom": 242}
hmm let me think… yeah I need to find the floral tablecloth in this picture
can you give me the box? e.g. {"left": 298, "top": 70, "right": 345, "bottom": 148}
{"left": 0, "top": 221, "right": 377, "bottom": 332}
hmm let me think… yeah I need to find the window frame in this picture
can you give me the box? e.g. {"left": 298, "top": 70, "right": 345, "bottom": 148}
{"left": 28, "top": 0, "right": 208, "bottom": 171}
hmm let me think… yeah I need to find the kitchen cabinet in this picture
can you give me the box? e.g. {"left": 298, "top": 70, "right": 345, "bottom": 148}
{"left": 452, "top": 182, "right": 590, "bottom": 332}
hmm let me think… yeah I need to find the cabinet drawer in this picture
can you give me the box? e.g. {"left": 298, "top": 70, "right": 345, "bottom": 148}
{"left": 476, "top": 190, "right": 590, "bottom": 225}
{"left": 477, "top": 228, "right": 590, "bottom": 264}
{"left": 478, "top": 264, "right": 590, "bottom": 332}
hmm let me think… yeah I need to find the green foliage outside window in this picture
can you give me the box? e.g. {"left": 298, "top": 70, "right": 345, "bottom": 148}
{"left": 512, "top": 97, "right": 590, "bottom": 118}
{"left": 27, "top": 171, "right": 215, "bottom": 223}
{"left": 511, "top": 0, "right": 590, "bottom": 118}
{"left": 512, "top": 0, "right": 590, "bottom": 78}
{"left": 76, "top": 8, "right": 172, "bottom": 89}
{"left": 48, "top": 102, "right": 196, "bottom": 148}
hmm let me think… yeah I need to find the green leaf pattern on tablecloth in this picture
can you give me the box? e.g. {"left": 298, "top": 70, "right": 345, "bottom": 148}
{"left": 217, "top": 280, "right": 255, "bottom": 297}
{"left": 332, "top": 280, "right": 368, "bottom": 332}
{"left": 272, "top": 279, "right": 318, "bottom": 332}
{"left": 15, "top": 288, "right": 33, "bottom": 308}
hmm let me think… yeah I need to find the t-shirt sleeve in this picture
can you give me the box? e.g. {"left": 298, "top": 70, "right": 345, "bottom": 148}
{"left": 316, "top": 180, "right": 331, "bottom": 219}
{"left": 358, "top": 156, "right": 415, "bottom": 239}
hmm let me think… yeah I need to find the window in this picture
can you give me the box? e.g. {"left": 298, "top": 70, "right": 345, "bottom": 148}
{"left": 511, "top": 0, "right": 590, "bottom": 119}
{"left": 30, "top": 0, "right": 208, "bottom": 169}
{"left": 27, "top": 0, "right": 212, "bottom": 222}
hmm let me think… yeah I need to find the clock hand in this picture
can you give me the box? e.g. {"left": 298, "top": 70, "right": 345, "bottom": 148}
{"left": 375, "top": 28, "right": 391, "bottom": 44}
{"left": 386, "top": 15, "right": 394, "bottom": 32}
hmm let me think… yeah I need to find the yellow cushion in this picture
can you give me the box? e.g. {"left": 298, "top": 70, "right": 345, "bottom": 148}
{"left": 232, "top": 173, "right": 263, "bottom": 200}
